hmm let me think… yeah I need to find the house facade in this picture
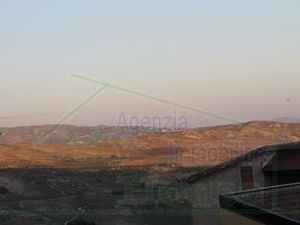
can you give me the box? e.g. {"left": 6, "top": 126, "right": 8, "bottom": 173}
{"left": 183, "top": 142, "right": 300, "bottom": 225}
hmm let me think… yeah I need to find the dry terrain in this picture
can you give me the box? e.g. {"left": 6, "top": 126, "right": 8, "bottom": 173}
{"left": 0, "top": 121, "right": 300, "bottom": 225}
{"left": 0, "top": 121, "right": 300, "bottom": 171}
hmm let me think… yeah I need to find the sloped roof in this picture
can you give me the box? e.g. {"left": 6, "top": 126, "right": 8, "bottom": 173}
{"left": 184, "top": 142, "right": 300, "bottom": 184}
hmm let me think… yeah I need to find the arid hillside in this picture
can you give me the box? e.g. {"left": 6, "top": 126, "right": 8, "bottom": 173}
{"left": 0, "top": 121, "right": 300, "bottom": 171}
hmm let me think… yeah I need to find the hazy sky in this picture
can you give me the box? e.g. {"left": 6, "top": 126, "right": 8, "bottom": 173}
{"left": 0, "top": 0, "right": 299, "bottom": 127}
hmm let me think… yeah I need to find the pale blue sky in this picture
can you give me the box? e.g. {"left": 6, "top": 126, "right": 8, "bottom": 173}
{"left": 0, "top": 0, "right": 299, "bottom": 127}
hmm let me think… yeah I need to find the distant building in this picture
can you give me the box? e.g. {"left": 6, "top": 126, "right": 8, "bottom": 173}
{"left": 182, "top": 142, "right": 300, "bottom": 225}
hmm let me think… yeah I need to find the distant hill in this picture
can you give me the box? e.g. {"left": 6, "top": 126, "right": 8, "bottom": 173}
{"left": 273, "top": 117, "right": 300, "bottom": 123}
{"left": 0, "top": 121, "right": 300, "bottom": 171}
{"left": 0, "top": 125, "right": 159, "bottom": 144}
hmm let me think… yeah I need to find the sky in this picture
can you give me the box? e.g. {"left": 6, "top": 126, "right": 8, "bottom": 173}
{"left": 0, "top": 0, "right": 299, "bottom": 127}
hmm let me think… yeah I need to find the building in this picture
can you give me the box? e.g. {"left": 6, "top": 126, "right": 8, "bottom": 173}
{"left": 182, "top": 142, "right": 300, "bottom": 225}
{"left": 220, "top": 182, "right": 300, "bottom": 225}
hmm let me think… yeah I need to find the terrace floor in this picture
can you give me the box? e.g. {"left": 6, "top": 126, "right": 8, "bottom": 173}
{"left": 220, "top": 182, "right": 300, "bottom": 225}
